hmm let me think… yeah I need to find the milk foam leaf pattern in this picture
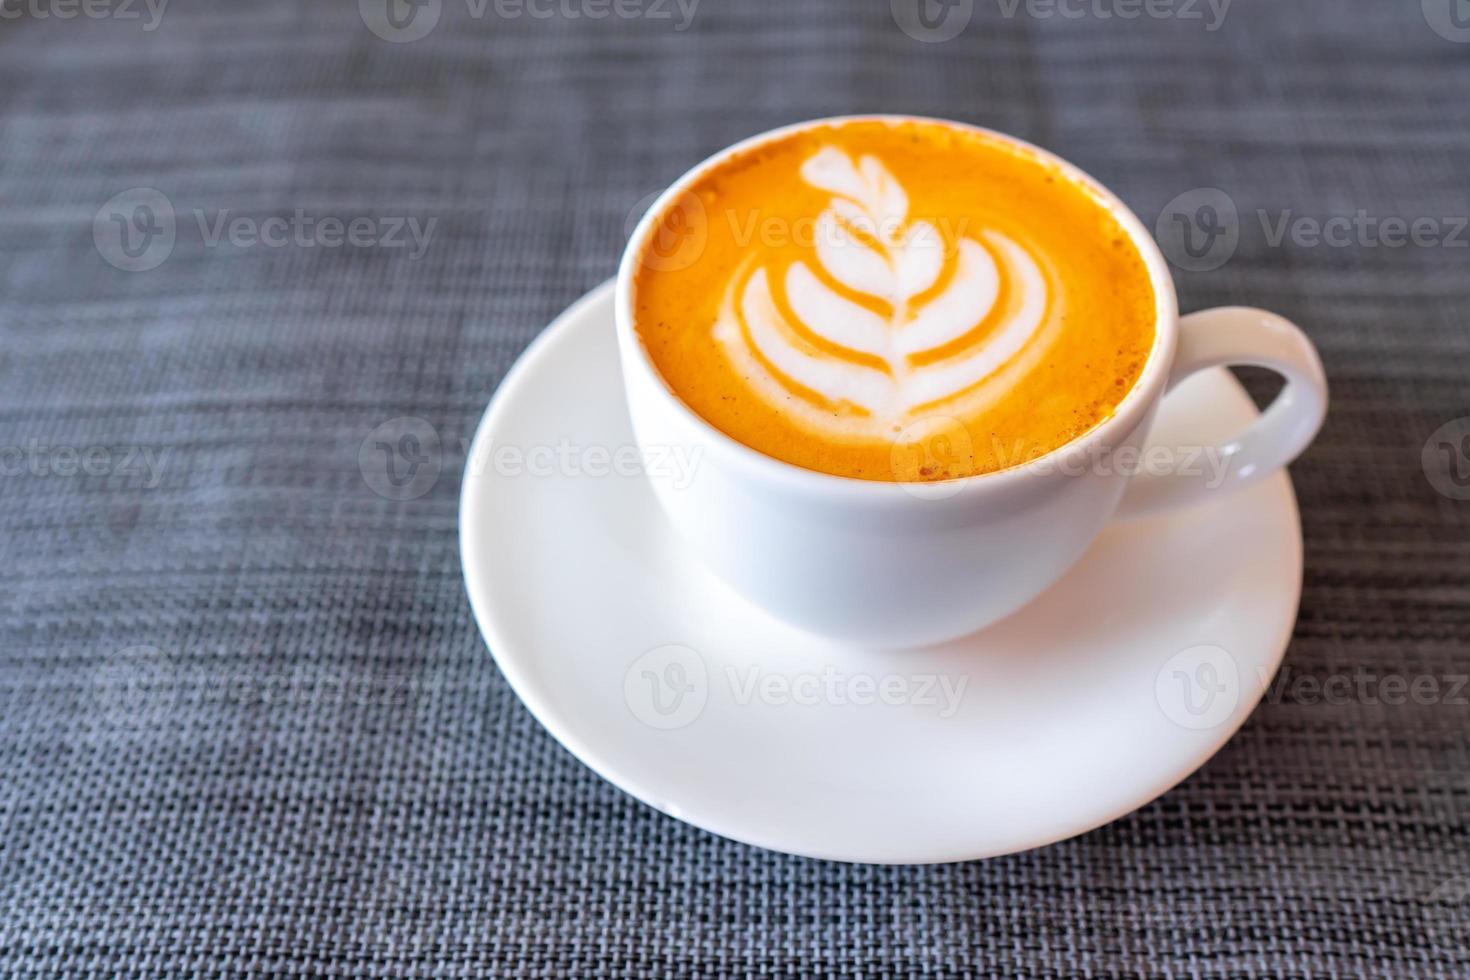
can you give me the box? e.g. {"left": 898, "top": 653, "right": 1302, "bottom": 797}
{"left": 713, "top": 146, "right": 1055, "bottom": 441}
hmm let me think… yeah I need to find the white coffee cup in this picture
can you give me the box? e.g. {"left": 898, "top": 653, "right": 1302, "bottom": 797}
{"left": 615, "top": 116, "right": 1328, "bottom": 648}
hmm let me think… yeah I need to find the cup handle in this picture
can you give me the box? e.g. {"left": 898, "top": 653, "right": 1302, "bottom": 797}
{"left": 1116, "top": 307, "right": 1328, "bottom": 521}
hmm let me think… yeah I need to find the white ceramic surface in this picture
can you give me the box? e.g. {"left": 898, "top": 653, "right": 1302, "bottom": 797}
{"left": 459, "top": 282, "right": 1304, "bottom": 865}
{"left": 615, "top": 116, "right": 1327, "bottom": 647}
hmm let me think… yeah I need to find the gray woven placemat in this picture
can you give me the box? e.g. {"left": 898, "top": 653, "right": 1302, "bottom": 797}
{"left": 1, "top": 0, "right": 1467, "bottom": 975}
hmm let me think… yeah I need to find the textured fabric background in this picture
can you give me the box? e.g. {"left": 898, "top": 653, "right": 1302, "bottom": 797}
{"left": 1, "top": 0, "right": 1467, "bottom": 976}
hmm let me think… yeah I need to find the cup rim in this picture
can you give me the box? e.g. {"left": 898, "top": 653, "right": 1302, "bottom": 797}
{"left": 615, "top": 114, "right": 1180, "bottom": 501}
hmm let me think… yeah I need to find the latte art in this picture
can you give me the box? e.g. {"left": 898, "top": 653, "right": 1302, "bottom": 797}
{"left": 630, "top": 119, "right": 1155, "bottom": 481}
{"left": 713, "top": 147, "right": 1055, "bottom": 438}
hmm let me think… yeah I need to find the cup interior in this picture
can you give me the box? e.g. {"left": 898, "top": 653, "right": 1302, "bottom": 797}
{"left": 615, "top": 114, "right": 1181, "bottom": 496}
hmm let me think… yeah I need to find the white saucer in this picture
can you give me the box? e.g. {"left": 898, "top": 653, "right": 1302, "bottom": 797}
{"left": 459, "top": 281, "right": 1302, "bottom": 865}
